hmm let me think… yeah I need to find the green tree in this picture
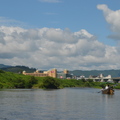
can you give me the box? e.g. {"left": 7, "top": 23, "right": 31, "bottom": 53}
{"left": 0, "top": 83, "right": 3, "bottom": 88}
{"left": 0, "top": 69, "right": 5, "bottom": 73}
{"left": 14, "top": 78, "right": 25, "bottom": 88}
{"left": 25, "top": 76, "right": 38, "bottom": 88}
{"left": 81, "top": 78, "right": 86, "bottom": 82}
{"left": 42, "top": 77, "right": 60, "bottom": 89}
{"left": 87, "top": 79, "right": 93, "bottom": 82}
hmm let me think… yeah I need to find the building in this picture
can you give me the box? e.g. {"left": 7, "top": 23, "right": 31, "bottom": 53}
{"left": 76, "top": 75, "right": 86, "bottom": 80}
{"left": 89, "top": 74, "right": 114, "bottom": 83}
{"left": 23, "top": 68, "right": 73, "bottom": 79}
{"left": 57, "top": 69, "right": 72, "bottom": 79}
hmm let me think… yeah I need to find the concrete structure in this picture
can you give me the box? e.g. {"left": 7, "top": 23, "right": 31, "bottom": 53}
{"left": 23, "top": 68, "right": 72, "bottom": 79}
{"left": 76, "top": 75, "right": 85, "bottom": 80}
{"left": 112, "top": 77, "right": 120, "bottom": 83}
{"left": 89, "top": 74, "right": 114, "bottom": 83}
{"left": 75, "top": 73, "right": 120, "bottom": 83}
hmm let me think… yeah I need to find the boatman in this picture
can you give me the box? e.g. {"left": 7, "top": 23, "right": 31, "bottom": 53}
{"left": 105, "top": 85, "right": 109, "bottom": 89}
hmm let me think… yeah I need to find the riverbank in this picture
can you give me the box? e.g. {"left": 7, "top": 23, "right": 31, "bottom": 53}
{"left": 0, "top": 70, "right": 120, "bottom": 89}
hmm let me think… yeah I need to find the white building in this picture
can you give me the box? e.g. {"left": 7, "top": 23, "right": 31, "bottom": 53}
{"left": 89, "top": 74, "right": 114, "bottom": 82}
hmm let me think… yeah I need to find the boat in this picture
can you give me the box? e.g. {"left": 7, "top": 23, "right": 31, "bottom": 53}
{"left": 102, "top": 88, "right": 114, "bottom": 94}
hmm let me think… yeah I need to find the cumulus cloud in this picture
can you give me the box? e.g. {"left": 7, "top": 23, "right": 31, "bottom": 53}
{"left": 0, "top": 26, "right": 119, "bottom": 70}
{"left": 97, "top": 4, "right": 120, "bottom": 40}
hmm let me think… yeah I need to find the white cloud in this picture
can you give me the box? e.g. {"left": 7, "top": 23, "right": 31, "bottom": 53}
{"left": 0, "top": 26, "right": 120, "bottom": 70}
{"left": 39, "top": 0, "right": 61, "bottom": 3}
{"left": 97, "top": 4, "right": 120, "bottom": 41}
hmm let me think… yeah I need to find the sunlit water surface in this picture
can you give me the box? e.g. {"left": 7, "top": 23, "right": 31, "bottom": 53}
{"left": 0, "top": 88, "right": 120, "bottom": 120}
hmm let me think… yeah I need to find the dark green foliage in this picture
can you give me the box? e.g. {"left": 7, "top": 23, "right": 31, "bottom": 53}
{"left": 0, "top": 69, "right": 5, "bottom": 73}
{"left": 24, "top": 76, "right": 38, "bottom": 88}
{"left": 42, "top": 77, "right": 61, "bottom": 89}
{"left": 80, "top": 78, "right": 86, "bottom": 82}
{"left": 14, "top": 79, "right": 25, "bottom": 88}
{"left": 87, "top": 79, "right": 94, "bottom": 82}
{"left": 0, "top": 83, "right": 3, "bottom": 88}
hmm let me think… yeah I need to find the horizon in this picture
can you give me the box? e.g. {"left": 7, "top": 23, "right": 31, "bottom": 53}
{"left": 1, "top": 64, "right": 120, "bottom": 72}
{"left": 0, "top": 0, "right": 120, "bottom": 70}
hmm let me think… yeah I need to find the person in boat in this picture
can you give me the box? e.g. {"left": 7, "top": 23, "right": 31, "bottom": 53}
{"left": 105, "top": 84, "right": 114, "bottom": 91}
{"left": 105, "top": 85, "right": 109, "bottom": 89}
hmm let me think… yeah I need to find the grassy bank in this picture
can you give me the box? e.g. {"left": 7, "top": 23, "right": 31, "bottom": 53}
{"left": 0, "top": 70, "right": 119, "bottom": 89}
{"left": 0, "top": 70, "right": 38, "bottom": 88}
{"left": 33, "top": 77, "right": 102, "bottom": 89}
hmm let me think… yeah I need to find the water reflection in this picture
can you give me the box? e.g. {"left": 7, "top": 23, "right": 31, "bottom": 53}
{"left": 0, "top": 88, "right": 120, "bottom": 120}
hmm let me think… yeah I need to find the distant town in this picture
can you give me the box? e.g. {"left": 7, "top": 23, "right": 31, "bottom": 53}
{"left": 23, "top": 68, "right": 120, "bottom": 83}
{"left": 1, "top": 64, "right": 120, "bottom": 83}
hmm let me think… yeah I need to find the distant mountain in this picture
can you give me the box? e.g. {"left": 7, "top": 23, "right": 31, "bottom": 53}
{"left": 0, "top": 64, "right": 36, "bottom": 73}
{"left": 0, "top": 64, "right": 120, "bottom": 77}
{"left": 69, "top": 70, "right": 120, "bottom": 77}
{"left": 0, "top": 64, "right": 11, "bottom": 68}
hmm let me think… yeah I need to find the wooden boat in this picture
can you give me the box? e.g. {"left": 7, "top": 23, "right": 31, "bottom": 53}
{"left": 102, "top": 88, "right": 114, "bottom": 94}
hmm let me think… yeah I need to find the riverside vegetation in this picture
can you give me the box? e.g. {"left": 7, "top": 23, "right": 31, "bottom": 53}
{"left": 0, "top": 70, "right": 120, "bottom": 89}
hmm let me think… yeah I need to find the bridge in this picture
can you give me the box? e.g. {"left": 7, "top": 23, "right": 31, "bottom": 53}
{"left": 77, "top": 74, "right": 120, "bottom": 83}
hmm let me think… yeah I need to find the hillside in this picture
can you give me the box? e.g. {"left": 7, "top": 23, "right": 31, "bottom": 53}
{"left": 0, "top": 64, "right": 36, "bottom": 73}
{"left": 0, "top": 64, "right": 11, "bottom": 68}
{"left": 0, "top": 70, "right": 38, "bottom": 89}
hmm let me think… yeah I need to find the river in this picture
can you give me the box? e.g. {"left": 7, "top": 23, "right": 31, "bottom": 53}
{"left": 0, "top": 88, "right": 120, "bottom": 120}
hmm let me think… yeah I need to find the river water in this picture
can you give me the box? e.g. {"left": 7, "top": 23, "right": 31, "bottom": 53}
{"left": 0, "top": 88, "right": 120, "bottom": 120}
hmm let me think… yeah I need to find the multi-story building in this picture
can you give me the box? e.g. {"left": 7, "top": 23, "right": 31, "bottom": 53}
{"left": 23, "top": 68, "right": 72, "bottom": 79}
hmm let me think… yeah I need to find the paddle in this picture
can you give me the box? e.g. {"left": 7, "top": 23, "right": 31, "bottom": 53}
{"left": 98, "top": 91, "right": 101, "bottom": 93}
{"left": 98, "top": 89, "right": 103, "bottom": 93}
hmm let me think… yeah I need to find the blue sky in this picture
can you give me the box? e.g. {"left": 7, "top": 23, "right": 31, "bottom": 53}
{"left": 0, "top": 0, "right": 120, "bottom": 70}
{"left": 0, "top": 0, "right": 119, "bottom": 45}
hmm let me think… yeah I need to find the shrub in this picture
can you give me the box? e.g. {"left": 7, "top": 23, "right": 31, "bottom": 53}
{"left": 0, "top": 70, "right": 5, "bottom": 73}
{"left": 25, "top": 76, "right": 38, "bottom": 88}
{"left": 14, "top": 78, "right": 25, "bottom": 88}
{"left": 81, "top": 78, "right": 86, "bottom": 82}
{"left": 42, "top": 77, "right": 60, "bottom": 89}
{"left": 87, "top": 79, "right": 93, "bottom": 82}
{"left": 0, "top": 83, "right": 3, "bottom": 88}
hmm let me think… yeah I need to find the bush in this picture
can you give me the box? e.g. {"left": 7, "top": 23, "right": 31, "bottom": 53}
{"left": 87, "top": 79, "right": 93, "bottom": 82}
{"left": 25, "top": 76, "right": 38, "bottom": 88}
{"left": 84, "top": 81, "right": 94, "bottom": 87}
{"left": 0, "top": 70, "right": 5, "bottom": 73}
{"left": 81, "top": 78, "right": 86, "bottom": 82}
{"left": 14, "top": 78, "right": 25, "bottom": 88}
{"left": 42, "top": 77, "right": 60, "bottom": 89}
{"left": 0, "top": 83, "right": 3, "bottom": 88}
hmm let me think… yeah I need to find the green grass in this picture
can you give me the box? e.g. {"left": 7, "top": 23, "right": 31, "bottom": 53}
{"left": 0, "top": 69, "right": 117, "bottom": 89}
{"left": 0, "top": 70, "right": 38, "bottom": 88}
